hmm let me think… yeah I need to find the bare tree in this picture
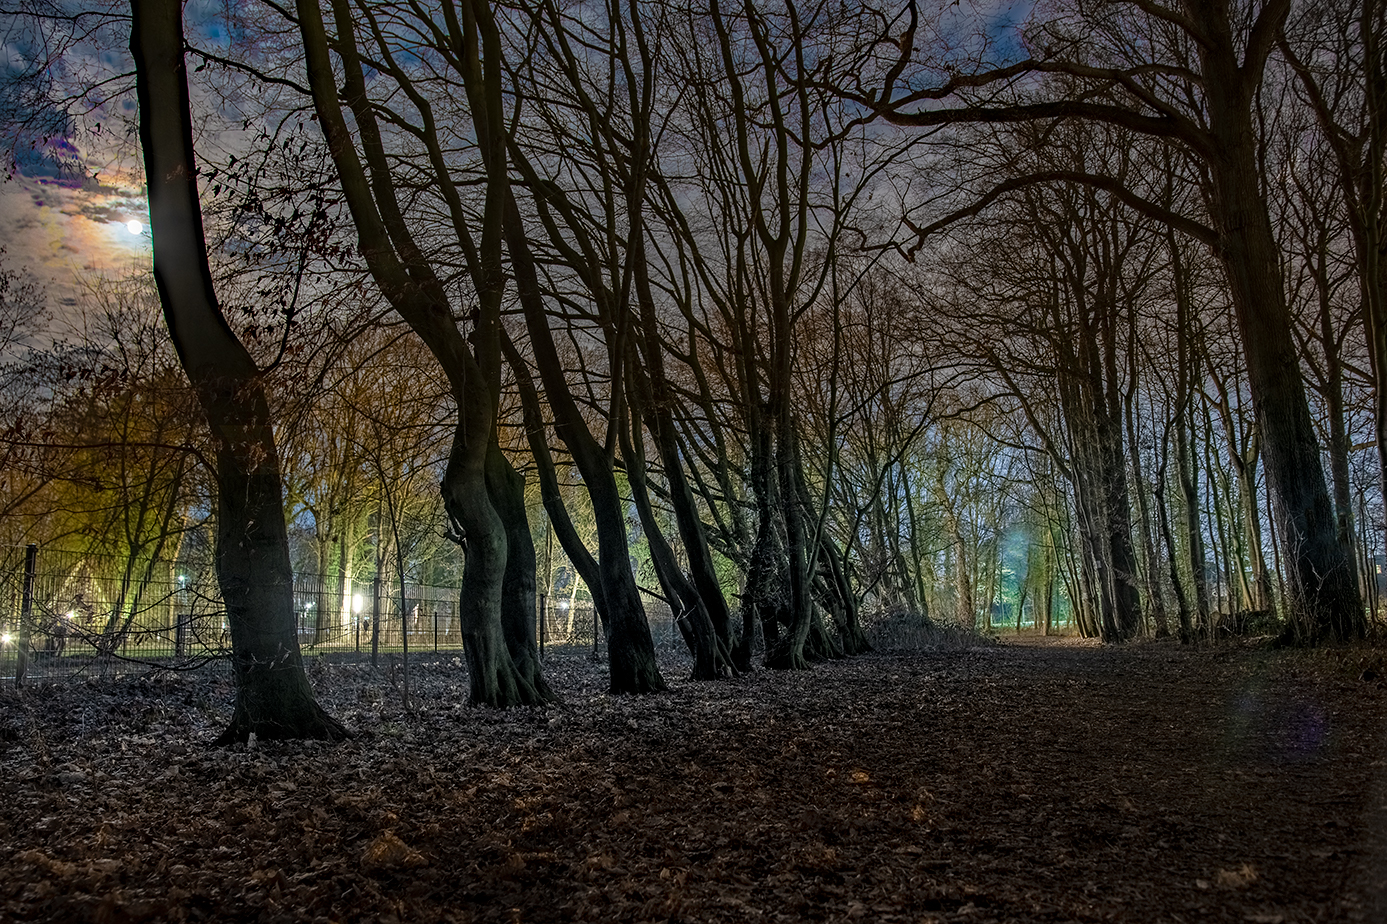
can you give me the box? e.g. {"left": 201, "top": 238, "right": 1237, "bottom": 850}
{"left": 131, "top": 0, "right": 344, "bottom": 741}
{"left": 855, "top": 0, "right": 1365, "bottom": 642}
{"left": 294, "top": 0, "right": 560, "bottom": 702}
{"left": 1279, "top": 0, "right": 1386, "bottom": 554}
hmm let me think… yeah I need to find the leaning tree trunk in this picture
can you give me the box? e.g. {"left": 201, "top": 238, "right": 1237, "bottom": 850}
{"left": 1127, "top": 390, "right": 1169, "bottom": 638}
{"left": 620, "top": 377, "right": 732, "bottom": 680}
{"left": 132, "top": 0, "right": 344, "bottom": 743}
{"left": 1098, "top": 356, "right": 1143, "bottom": 640}
{"left": 623, "top": 424, "right": 728, "bottom": 680}
{"left": 297, "top": 0, "right": 552, "bottom": 705}
{"left": 503, "top": 194, "right": 665, "bottom": 694}
{"left": 1199, "top": 34, "right": 1365, "bottom": 643}
{"left": 500, "top": 330, "right": 611, "bottom": 625}
{"left": 1154, "top": 443, "right": 1194, "bottom": 641}
{"left": 793, "top": 456, "right": 870, "bottom": 655}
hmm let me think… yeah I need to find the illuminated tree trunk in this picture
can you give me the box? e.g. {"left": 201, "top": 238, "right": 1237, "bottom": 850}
{"left": 295, "top": 0, "right": 552, "bottom": 705}
{"left": 502, "top": 193, "right": 665, "bottom": 695}
{"left": 131, "top": 0, "right": 344, "bottom": 742}
{"left": 486, "top": 443, "right": 555, "bottom": 701}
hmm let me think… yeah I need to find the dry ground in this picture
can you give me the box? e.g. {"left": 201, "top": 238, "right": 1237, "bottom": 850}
{"left": 1, "top": 635, "right": 1386, "bottom": 923}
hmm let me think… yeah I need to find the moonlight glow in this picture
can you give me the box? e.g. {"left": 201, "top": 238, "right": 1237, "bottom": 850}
{"left": 126, "top": 219, "right": 143, "bottom": 235}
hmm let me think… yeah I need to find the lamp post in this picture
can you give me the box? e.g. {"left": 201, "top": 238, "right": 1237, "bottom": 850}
{"left": 175, "top": 574, "right": 188, "bottom": 657}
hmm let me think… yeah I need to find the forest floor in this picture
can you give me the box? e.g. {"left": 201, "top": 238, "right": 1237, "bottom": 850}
{"left": 1, "top": 633, "right": 1386, "bottom": 923}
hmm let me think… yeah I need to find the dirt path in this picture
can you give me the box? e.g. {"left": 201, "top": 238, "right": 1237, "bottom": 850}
{"left": 1350, "top": 756, "right": 1387, "bottom": 923}
{"left": 0, "top": 638, "right": 1384, "bottom": 922}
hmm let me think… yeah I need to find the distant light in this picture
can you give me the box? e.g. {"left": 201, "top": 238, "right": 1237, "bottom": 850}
{"left": 0, "top": 634, "right": 10, "bottom": 644}
{"left": 126, "top": 219, "right": 143, "bottom": 235}
{"left": 352, "top": 594, "right": 364, "bottom": 614}
{"left": 65, "top": 611, "right": 75, "bottom": 620}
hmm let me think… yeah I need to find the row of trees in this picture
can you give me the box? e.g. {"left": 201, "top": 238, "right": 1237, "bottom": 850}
{"left": 2, "top": 0, "right": 1383, "bottom": 737}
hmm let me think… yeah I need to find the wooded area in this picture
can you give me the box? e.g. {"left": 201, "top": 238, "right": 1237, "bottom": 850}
{"left": 4, "top": 1, "right": 1387, "bottom": 919}
{"left": 1, "top": 0, "right": 1385, "bottom": 728}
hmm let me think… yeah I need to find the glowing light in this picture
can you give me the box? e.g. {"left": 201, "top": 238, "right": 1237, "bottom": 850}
{"left": 352, "top": 594, "right": 364, "bottom": 614}
{"left": 65, "top": 611, "right": 75, "bottom": 620}
{"left": 126, "top": 219, "right": 143, "bottom": 235}
{"left": 0, "top": 634, "right": 10, "bottom": 644}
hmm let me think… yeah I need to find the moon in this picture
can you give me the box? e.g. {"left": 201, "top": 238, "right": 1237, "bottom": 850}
{"left": 126, "top": 219, "right": 143, "bottom": 235}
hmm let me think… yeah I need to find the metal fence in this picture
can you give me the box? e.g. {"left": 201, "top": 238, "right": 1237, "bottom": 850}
{"left": 0, "top": 544, "right": 675, "bottom": 682}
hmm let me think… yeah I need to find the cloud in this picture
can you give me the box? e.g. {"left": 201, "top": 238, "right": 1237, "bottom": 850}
{"left": 0, "top": 176, "right": 150, "bottom": 316}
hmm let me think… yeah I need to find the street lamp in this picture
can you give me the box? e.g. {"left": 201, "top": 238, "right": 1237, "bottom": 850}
{"left": 175, "top": 575, "right": 188, "bottom": 657}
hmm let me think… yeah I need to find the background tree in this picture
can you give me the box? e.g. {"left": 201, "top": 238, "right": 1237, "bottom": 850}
{"left": 857, "top": 0, "right": 1366, "bottom": 642}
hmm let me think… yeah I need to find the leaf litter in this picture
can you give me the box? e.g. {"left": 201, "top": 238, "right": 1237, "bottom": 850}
{"left": 0, "top": 637, "right": 1385, "bottom": 923}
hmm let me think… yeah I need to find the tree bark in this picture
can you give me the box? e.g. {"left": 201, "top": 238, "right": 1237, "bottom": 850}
{"left": 486, "top": 443, "right": 557, "bottom": 703}
{"left": 1199, "top": 113, "right": 1364, "bottom": 639}
{"left": 132, "top": 0, "right": 344, "bottom": 743}
{"left": 501, "top": 192, "right": 665, "bottom": 694}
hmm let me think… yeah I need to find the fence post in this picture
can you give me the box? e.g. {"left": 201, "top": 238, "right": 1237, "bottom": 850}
{"left": 16, "top": 544, "right": 36, "bottom": 685}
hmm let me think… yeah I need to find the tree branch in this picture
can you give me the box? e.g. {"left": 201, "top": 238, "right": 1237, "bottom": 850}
{"left": 903, "top": 169, "right": 1216, "bottom": 259}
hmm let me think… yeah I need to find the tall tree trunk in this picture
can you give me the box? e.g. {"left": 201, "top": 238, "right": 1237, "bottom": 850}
{"left": 297, "top": 0, "right": 546, "bottom": 705}
{"left": 1313, "top": 242, "right": 1361, "bottom": 599}
{"left": 619, "top": 382, "right": 731, "bottom": 680}
{"left": 1280, "top": 8, "right": 1387, "bottom": 598}
{"left": 631, "top": 243, "right": 738, "bottom": 665}
{"left": 1197, "top": 26, "right": 1365, "bottom": 640}
{"left": 1154, "top": 439, "right": 1193, "bottom": 640}
{"left": 1097, "top": 293, "right": 1142, "bottom": 640}
{"left": 1127, "top": 389, "right": 1168, "bottom": 637}
{"left": 1171, "top": 238, "right": 1210, "bottom": 640}
{"left": 903, "top": 466, "right": 930, "bottom": 619}
{"left": 132, "top": 0, "right": 343, "bottom": 743}
{"left": 500, "top": 331, "right": 610, "bottom": 625}
{"left": 502, "top": 193, "right": 665, "bottom": 694}
{"left": 485, "top": 443, "right": 557, "bottom": 702}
